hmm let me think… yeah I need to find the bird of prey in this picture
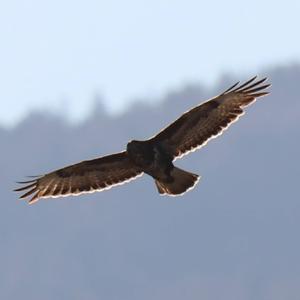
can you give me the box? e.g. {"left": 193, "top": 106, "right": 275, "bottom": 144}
{"left": 15, "top": 76, "right": 270, "bottom": 204}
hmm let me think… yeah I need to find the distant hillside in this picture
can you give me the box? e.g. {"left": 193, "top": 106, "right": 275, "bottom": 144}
{"left": 1, "top": 64, "right": 299, "bottom": 300}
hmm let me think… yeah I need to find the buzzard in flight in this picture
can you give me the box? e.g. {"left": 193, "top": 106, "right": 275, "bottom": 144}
{"left": 15, "top": 76, "right": 270, "bottom": 204}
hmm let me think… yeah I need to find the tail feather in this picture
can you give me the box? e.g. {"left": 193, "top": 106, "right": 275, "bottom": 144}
{"left": 155, "top": 167, "right": 200, "bottom": 196}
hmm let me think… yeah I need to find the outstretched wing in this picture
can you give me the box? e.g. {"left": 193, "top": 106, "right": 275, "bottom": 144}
{"left": 15, "top": 151, "right": 143, "bottom": 204}
{"left": 151, "top": 76, "right": 270, "bottom": 159}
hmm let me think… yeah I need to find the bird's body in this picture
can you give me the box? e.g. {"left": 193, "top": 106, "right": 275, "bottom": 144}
{"left": 15, "top": 76, "right": 270, "bottom": 204}
{"left": 127, "top": 140, "right": 172, "bottom": 181}
{"left": 126, "top": 139, "right": 199, "bottom": 195}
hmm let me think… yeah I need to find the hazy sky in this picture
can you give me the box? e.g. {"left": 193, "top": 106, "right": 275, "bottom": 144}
{"left": 0, "top": 0, "right": 299, "bottom": 126}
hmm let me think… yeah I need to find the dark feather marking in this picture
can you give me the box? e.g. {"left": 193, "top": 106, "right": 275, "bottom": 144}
{"left": 248, "top": 92, "right": 269, "bottom": 97}
{"left": 220, "top": 120, "right": 231, "bottom": 127}
{"left": 52, "top": 184, "right": 62, "bottom": 196}
{"left": 100, "top": 183, "right": 107, "bottom": 188}
{"left": 80, "top": 185, "right": 89, "bottom": 192}
{"left": 223, "top": 81, "right": 240, "bottom": 94}
{"left": 20, "top": 188, "right": 37, "bottom": 199}
{"left": 16, "top": 179, "right": 36, "bottom": 184}
{"left": 61, "top": 184, "right": 70, "bottom": 194}
{"left": 28, "top": 193, "right": 40, "bottom": 204}
{"left": 243, "top": 84, "right": 271, "bottom": 95}
{"left": 230, "top": 76, "right": 257, "bottom": 92}
{"left": 88, "top": 180, "right": 97, "bottom": 190}
{"left": 232, "top": 108, "right": 243, "bottom": 114}
{"left": 237, "top": 77, "right": 267, "bottom": 93}
{"left": 14, "top": 183, "right": 36, "bottom": 192}
{"left": 227, "top": 112, "right": 238, "bottom": 118}
{"left": 71, "top": 185, "right": 79, "bottom": 193}
{"left": 40, "top": 184, "right": 54, "bottom": 196}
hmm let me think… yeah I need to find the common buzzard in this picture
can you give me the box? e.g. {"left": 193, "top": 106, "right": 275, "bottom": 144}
{"left": 15, "top": 76, "right": 270, "bottom": 204}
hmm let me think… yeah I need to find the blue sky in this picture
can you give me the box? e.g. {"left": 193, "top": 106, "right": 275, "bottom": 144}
{"left": 0, "top": 0, "right": 299, "bottom": 126}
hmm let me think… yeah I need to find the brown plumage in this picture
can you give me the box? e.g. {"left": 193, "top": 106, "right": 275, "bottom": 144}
{"left": 15, "top": 152, "right": 143, "bottom": 204}
{"left": 15, "top": 76, "right": 270, "bottom": 204}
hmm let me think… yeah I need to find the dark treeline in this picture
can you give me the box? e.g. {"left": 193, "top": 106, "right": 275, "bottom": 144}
{"left": 0, "top": 64, "right": 299, "bottom": 299}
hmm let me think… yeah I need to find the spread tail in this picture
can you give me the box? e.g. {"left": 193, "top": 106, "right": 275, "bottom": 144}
{"left": 155, "top": 167, "right": 200, "bottom": 196}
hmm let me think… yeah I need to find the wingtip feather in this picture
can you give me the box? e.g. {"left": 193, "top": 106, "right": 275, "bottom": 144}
{"left": 28, "top": 194, "right": 40, "bottom": 205}
{"left": 16, "top": 179, "right": 36, "bottom": 184}
{"left": 20, "top": 188, "right": 37, "bottom": 199}
{"left": 223, "top": 81, "right": 240, "bottom": 94}
{"left": 14, "top": 182, "right": 36, "bottom": 192}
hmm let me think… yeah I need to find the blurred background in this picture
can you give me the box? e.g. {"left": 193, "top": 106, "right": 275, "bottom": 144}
{"left": 1, "top": 0, "right": 300, "bottom": 299}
